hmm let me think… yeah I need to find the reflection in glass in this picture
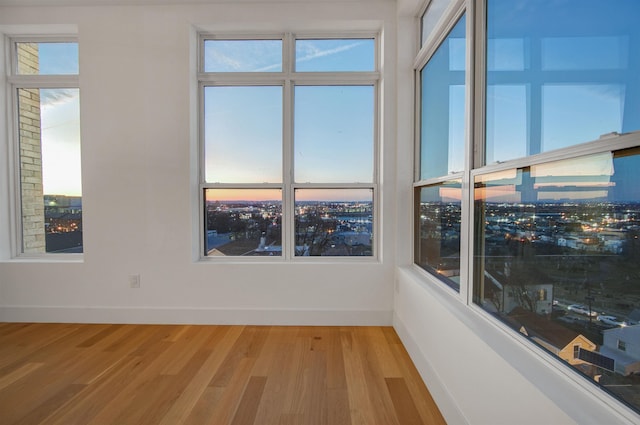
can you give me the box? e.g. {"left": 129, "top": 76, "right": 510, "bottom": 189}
{"left": 415, "top": 180, "right": 462, "bottom": 291}
{"left": 204, "top": 86, "right": 282, "bottom": 183}
{"left": 486, "top": 0, "right": 640, "bottom": 164}
{"left": 16, "top": 42, "right": 79, "bottom": 75}
{"left": 18, "top": 88, "right": 83, "bottom": 253}
{"left": 485, "top": 85, "right": 527, "bottom": 161}
{"left": 473, "top": 148, "right": 640, "bottom": 412}
{"left": 420, "top": 14, "right": 466, "bottom": 180}
{"left": 204, "top": 189, "right": 282, "bottom": 257}
{"left": 294, "top": 189, "right": 373, "bottom": 256}
{"left": 541, "top": 37, "right": 629, "bottom": 71}
{"left": 295, "top": 39, "right": 375, "bottom": 72}
{"left": 542, "top": 85, "right": 624, "bottom": 151}
{"left": 487, "top": 38, "right": 525, "bottom": 71}
{"left": 294, "top": 86, "right": 374, "bottom": 183}
{"left": 203, "top": 39, "right": 282, "bottom": 72}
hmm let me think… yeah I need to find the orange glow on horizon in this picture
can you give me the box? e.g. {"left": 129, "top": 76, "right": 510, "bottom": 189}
{"left": 204, "top": 188, "right": 373, "bottom": 203}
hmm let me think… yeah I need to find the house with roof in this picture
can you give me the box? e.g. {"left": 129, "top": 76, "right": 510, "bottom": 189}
{"left": 508, "top": 307, "right": 599, "bottom": 370}
{"left": 602, "top": 325, "right": 640, "bottom": 376}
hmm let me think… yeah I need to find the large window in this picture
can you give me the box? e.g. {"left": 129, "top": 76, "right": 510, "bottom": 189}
{"left": 415, "top": 0, "right": 640, "bottom": 414}
{"left": 8, "top": 39, "right": 82, "bottom": 255}
{"left": 415, "top": 9, "right": 466, "bottom": 291}
{"left": 200, "top": 35, "right": 378, "bottom": 258}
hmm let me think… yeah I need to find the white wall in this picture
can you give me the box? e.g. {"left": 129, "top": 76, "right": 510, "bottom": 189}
{"left": 0, "top": 0, "right": 398, "bottom": 325}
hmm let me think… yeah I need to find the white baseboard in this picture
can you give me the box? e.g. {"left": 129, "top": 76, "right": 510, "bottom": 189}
{"left": 0, "top": 305, "right": 392, "bottom": 326}
{"left": 393, "top": 312, "right": 469, "bottom": 425}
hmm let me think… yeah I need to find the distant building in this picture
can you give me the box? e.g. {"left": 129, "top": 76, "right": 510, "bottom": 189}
{"left": 601, "top": 325, "right": 640, "bottom": 376}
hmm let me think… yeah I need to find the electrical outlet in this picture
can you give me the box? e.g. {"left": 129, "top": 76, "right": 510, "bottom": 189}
{"left": 129, "top": 274, "right": 140, "bottom": 288}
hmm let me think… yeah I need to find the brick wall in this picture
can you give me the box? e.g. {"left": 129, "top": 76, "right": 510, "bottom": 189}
{"left": 17, "top": 43, "right": 46, "bottom": 253}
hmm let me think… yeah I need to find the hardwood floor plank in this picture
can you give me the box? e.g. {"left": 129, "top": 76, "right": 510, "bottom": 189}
{"left": 251, "top": 328, "right": 299, "bottom": 424}
{"left": 340, "top": 328, "right": 378, "bottom": 425}
{"left": 0, "top": 362, "right": 43, "bottom": 391}
{"left": 230, "top": 375, "right": 267, "bottom": 425}
{"left": 386, "top": 377, "right": 424, "bottom": 425}
{"left": 160, "top": 326, "right": 244, "bottom": 425}
{"left": 10, "top": 383, "right": 86, "bottom": 425}
{"left": 43, "top": 355, "right": 147, "bottom": 425}
{"left": 204, "top": 356, "right": 257, "bottom": 424}
{"left": 327, "top": 387, "right": 353, "bottom": 425}
{"left": 0, "top": 323, "right": 446, "bottom": 425}
{"left": 76, "top": 324, "right": 125, "bottom": 348}
{"left": 350, "top": 327, "right": 400, "bottom": 425}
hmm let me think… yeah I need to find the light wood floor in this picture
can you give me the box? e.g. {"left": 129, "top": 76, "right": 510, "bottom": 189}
{"left": 0, "top": 323, "right": 446, "bottom": 425}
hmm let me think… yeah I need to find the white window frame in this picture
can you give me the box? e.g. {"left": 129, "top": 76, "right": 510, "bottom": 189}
{"left": 5, "top": 35, "right": 82, "bottom": 260}
{"left": 413, "top": 0, "right": 471, "bottom": 296}
{"left": 197, "top": 32, "right": 381, "bottom": 261}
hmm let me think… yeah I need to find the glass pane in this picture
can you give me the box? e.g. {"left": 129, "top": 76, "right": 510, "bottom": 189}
{"left": 420, "top": 14, "right": 466, "bottom": 180}
{"left": 18, "top": 88, "right": 82, "bottom": 253}
{"left": 204, "top": 86, "right": 282, "bottom": 183}
{"left": 204, "top": 189, "right": 282, "bottom": 256}
{"left": 294, "top": 189, "right": 373, "bottom": 257}
{"left": 294, "top": 86, "right": 374, "bottom": 183}
{"left": 415, "top": 180, "right": 462, "bottom": 291}
{"left": 421, "top": 0, "right": 455, "bottom": 46}
{"left": 485, "top": 85, "right": 527, "bottom": 161}
{"left": 473, "top": 148, "right": 640, "bottom": 412}
{"left": 486, "top": 0, "right": 640, "bottom": 164}
{"left": 203, "top": 39, "right": 282, "bottom": 72}
{"left": 295, "top": 39, "right": 375, "bottom": 72}
{"left": 15, "top": 42, "right": 78, "bottom": 75}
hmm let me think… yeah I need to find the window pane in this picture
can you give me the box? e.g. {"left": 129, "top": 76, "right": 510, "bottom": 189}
{"left": 486, "top": 0, "right": 640, "bottom": 164}
{"left": 294, "top": 86, "right": 374, "bottom": 183}
{"left": 421, "top": 0, "right": 455, "bottom": 46}
{"left": 420, "top": 14, "right": 466, "bottom": 180}
{"left": 295, "top": 39, "right": 375, "bottom": 72}
{"left": 294, "top": 189, "right": 373, "bottom": 257}
{"left": 15, "top": 42, "right": 78, "bottom": 75}
{"left": 415, "top": 180, "right": 461, "bottom": 291}
{"left": 473, "top": 148, "right": 640, "bottom": 411}
{"left": 203, "top": 39, "right": 282, "bottom": 72}
{"left": 204, "top": 189, "right": 282, "bottom": 256}
{"left": 204, "top": 86, "right": 282, "bottom": 183}
{"left": 18, "top": 88, "right": 82, "bottom": 253}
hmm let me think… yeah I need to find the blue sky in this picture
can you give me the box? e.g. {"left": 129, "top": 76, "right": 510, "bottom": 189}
{"left": 28, "top": 42, "right": 81, "bottom": 196}
{"left": 203, "top": 38, "right": 376, "bottom": 202}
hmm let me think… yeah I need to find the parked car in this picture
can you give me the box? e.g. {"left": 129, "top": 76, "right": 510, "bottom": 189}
{"left": 597, "top": 315, "right": 627, "bottom": 327}
{"left": 567, "top": 304, "right": 597, "bottom": 317}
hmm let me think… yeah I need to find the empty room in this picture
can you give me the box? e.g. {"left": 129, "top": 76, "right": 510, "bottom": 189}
{"left": 1, "top": 0, "right": 639, "bottom": 424}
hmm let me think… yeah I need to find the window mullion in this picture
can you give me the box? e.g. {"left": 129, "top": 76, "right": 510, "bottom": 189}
{"left": 461, "top": 0, "right": 477, "bottom": 306}
{"left": 283, "top": 79, "right": 294, "bottom": 260}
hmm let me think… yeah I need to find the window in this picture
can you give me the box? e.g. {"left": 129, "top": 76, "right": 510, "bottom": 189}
{"left": 200, "top": 35, "right": 378, "bottom": 258}
{"left": 415, "top": 9, "right": 466, "bottom": 291}
{"left": 8, "top": 39, "right": 82, "bottom": 255}
{"left": 414, "top": 0, "right": 640, "bottom": 413}
{"left": 618, "top": 340, "right": 627, "bottom": 352}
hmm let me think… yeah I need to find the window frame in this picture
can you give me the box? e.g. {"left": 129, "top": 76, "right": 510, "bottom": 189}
{"left": 5, "top": 35, "right": 81, "bottom": 260}
{"left": 198, "top": 32, "right": 381, "bottom": 261}
{"left": 413, "top": 0, "right": 471, "bottom": 294}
